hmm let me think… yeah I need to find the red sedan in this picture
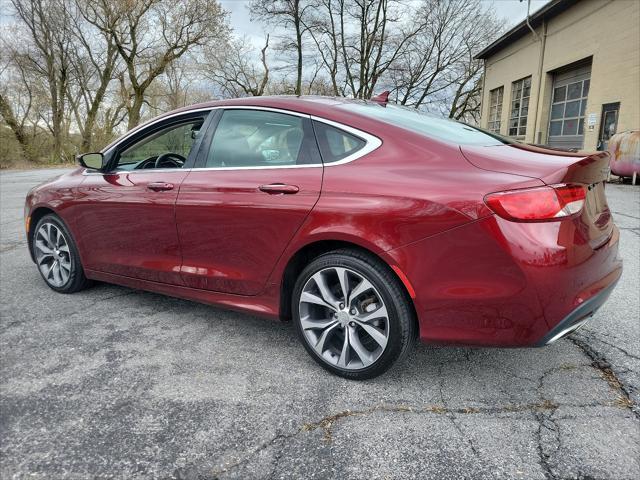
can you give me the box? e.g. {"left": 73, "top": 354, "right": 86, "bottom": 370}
{"left": 25, "top": 96, "right": 622, "bottom": 379}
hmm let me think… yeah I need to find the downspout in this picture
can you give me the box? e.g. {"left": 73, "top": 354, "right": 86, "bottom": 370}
{"left": 533, "top": 21, "right": 548, "bottom": 144}
{"left": 525, "top": 0, "right": 540, "bottom": 40}
{"left": 524, "top": 0, "right": 547, "bottom": 144}
{"left": 479, "top": 60, "right": 487, "bottom": 128}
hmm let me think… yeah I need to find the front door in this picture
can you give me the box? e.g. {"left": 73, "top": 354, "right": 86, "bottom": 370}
{"left": 175, "top": 108, "right": 323, "bottom": 295}
{"left": 75, "top": 111, "right": 211, "bottom": 284}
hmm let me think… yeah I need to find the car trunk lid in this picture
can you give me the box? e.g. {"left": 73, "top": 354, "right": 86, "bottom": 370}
{"left": 461, "top": 144, "right": 614, "bottom": 248}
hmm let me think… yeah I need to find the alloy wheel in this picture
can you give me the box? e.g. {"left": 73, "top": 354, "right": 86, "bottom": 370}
{"left": 34, "top": 222, "right": 71, "bottom": 288}
{"left": 298, "top": 267, "right": 390, "bottom": 370}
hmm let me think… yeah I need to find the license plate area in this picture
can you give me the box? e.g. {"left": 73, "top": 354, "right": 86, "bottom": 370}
{"left": 585, "top": 182, "right": 608, "bottom": 217}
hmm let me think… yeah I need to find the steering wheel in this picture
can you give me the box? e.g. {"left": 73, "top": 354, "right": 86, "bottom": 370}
{"left": 154, "top": 152, "right": 186, "bottom": 169}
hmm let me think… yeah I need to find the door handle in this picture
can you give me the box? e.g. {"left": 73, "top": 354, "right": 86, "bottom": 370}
{"left": 147, "top": 182, "right": 175, "bottom": 192}
{"left": 259, "top": 183, "right": 300, "bottom": 194}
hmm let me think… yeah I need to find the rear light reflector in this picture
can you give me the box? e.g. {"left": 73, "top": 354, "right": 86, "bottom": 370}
{"left": 484, "top": 184, "right": 587, "bottom": 222}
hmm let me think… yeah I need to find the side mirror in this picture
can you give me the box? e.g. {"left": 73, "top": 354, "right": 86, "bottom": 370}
{"left": 77, "top": 152, "right": 106, "bottom": 170}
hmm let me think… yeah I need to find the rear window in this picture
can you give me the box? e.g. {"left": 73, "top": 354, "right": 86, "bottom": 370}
{"left": 340, "top": 103, "right": 513, "bottom": 146}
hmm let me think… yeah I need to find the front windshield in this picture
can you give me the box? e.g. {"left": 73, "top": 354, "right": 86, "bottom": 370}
{"left": 340, "top": 102, "right": 516, "bottom": 146}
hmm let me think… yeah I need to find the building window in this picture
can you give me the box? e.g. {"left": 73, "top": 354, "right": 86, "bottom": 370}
{"left": 509, "top": 76, "right": 531, "bottom": 136}
{"left": 548, "top": 79, "right": 590, "bottom": 139}
{"left": 488, "top": 87, "right": 503, "bottom": 133}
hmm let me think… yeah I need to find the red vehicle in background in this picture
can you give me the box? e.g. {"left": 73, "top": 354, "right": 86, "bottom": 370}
{"left": 24, "top": 96, "right": 622, "bottom": 379}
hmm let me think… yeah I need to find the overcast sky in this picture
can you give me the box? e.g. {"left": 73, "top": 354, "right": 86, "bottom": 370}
{"left": 220, "top": 0, "right": 552, "bottom": 44}
{"left": 0, "top": 0, "right": 553, "bottom": 45}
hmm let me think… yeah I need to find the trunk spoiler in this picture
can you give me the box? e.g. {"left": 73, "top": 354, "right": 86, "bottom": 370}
{"left": 538, "top": 151, "right": 611, "bottom": 185}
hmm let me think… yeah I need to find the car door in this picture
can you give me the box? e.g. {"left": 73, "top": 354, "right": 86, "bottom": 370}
{"left": 74, "top": 110, "right": 212, "bottom": 284}
{"left": 175, "top": 108, "right": 323, "bottom": 295}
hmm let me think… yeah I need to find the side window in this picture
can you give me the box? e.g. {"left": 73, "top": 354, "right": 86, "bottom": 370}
{"left": 313, "top": 121, "right": 366, "bottom": 163}
{"left": 205, "top": 110, "right": 316, "bottom": 168}
{"left": 116, "top": 119, "right": 204, "bottom": 170}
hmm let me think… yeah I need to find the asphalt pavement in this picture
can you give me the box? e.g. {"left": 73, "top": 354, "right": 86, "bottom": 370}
{"left": 1, "top": 168, "right": 639, "bottom": 479}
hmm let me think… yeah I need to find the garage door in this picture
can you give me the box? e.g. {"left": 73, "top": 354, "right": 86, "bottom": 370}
{"left": 547, "top": 64, "right": 591, "bottom": 150}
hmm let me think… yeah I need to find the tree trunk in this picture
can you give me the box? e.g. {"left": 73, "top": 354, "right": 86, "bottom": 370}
{"left": 81, "top": 111, "right": 97, "bottom": 152}
{"left": 128, "top": 92, "right": 145, "bottom": 130}
{"left": 294, "top": 2, "right": 303, "bottom": 96}
{"left": 0, "top": 93, "right": 34, "bottom": 162}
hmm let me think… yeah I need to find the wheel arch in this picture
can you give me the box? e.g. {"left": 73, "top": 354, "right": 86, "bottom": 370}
{"left": 27, "top": 206, "right": 57, "bottom": 262}
{"left": 278, "top": 239, "right": 418, "bottom": 326}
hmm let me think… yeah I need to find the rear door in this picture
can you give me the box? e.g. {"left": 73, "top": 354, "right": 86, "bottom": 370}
{"left": 175, "top": 108, "right": 323, "bottom": 295}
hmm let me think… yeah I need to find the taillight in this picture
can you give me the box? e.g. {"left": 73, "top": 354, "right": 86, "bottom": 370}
{"left": 484, "top": 184, "right": 587, "bottom": 222}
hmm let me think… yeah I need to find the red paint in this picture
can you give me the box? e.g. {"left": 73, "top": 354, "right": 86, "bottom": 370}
{"left": 25, "top": 96, "right": 622, "bottom": 347}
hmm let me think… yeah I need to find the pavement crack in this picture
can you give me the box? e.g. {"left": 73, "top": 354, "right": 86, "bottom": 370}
{"left": 533, "top": 365, "right": 562, "bottom": 480}
{"left": 568, "top": 336, "right": 639, "bottom": 420}
{"left": 533, "top": 410, "right": 561, "bottom": 480}
{"left": 300, "top": 401, "right": 559, "bottom": 444}
{"left": 210, "top": 430, "right": 299, "bottom": 479}
{"left": 301, "top": 404, "right": 418, "bottom": 442}
{"left": 580, "top": 333, "right": 640, "bottom": 361}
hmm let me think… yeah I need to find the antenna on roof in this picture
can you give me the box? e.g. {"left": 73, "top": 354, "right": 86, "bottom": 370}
{"left": 370, "top": 91, "right": 390, "bottom": 105}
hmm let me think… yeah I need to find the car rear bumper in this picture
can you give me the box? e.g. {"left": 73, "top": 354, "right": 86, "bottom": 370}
{"left": 387, "top": 215, "right": 622, "bottom": 347}
{"left": 535, "top": 276, "right": 619, "bottom": 346}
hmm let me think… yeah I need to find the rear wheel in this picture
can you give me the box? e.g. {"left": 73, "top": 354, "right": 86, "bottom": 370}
{"left": 32, "top": 214, "right": 90, "bottom": 293}
{"left": 292, "top": 249, "right": 416, "bottom": 380}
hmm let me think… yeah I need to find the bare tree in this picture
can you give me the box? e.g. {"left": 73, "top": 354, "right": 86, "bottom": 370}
{"left": 336, "top": 0, "right": 428, "bottom": 99}
{"left": 251, "top": 0, "right": 316, "bottom": 96}
{"left": 446, "top": 49, "right": 484, "bottom": 122}
{"left": 202, "top": 35, "right": 271, "bottom": 98}
{"left": 389, "top": 0, "right": 500, "bottom": 116}
{"left": 0, "top": 39, "right": 36, "bottom": 160}
{"left": 83, "top": 0, "right": 228, "bottom": 129}
{"left": 64, "top": 1, "right": 121, "bottom": 151}
{"left": 305, "top": 0, "right": 341, "bottom": 95}
{"left": 10, "top": 0, "right": 73, "bottom": 160}
{"left": 163, "top": 59, "right": 192, "bottom": 111}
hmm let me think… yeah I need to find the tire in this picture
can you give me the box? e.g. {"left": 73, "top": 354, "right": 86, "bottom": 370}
{"left": 292, "top": 249, "right": 416, "bottom": 380}
{"left": 31, "top": 213, "right": 91, "bottom": 293}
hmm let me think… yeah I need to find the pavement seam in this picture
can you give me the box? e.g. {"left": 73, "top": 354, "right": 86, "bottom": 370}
{"left": 568, "top": 335, "right": 639, "bottom": 420}
{"left": 208, "top": 401, "right": 571, "bottom": 479}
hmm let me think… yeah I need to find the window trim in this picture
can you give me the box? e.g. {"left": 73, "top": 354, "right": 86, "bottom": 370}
{"left": 113, "top": 117, "right": 210, "bottom": 172}
{"left": 487, "top": 86, "right": 504, "bottom": 134}
{"left": 309, "top": 116, "right": 381, "bottom": 166}
{"left": 87, "top": 109, "right": 215, "bottom": 175}
{"left": 95, "top": 106, "right": 382, "bottom": 173}
{"left": 509, "top": 76, "right": 531, "bottom": 137}
{"left": 547, "top": 78, "right": 590, "bottom": 142}
{"left": 195, "top": 108, "right": 320, "bottom": 170}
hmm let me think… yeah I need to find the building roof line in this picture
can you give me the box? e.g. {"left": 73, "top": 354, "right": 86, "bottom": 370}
{"left": 475, "top": 0, "right": 579, "bottom": 60}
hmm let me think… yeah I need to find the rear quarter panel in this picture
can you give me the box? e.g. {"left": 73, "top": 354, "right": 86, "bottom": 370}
{"left": 267, "top": 128, "right": 544, "bottom": 286}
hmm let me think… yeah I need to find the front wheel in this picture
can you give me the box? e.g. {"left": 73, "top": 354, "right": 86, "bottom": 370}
{"left": 292, "top": 249, "right": 416, "bottom": 380}
{"left": 31, "top": 214, "right": 90, "bottom": 293}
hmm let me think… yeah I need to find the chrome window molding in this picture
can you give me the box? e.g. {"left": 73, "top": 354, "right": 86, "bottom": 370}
{"left": 309, "top": 115, "right": 382, "bottom": 166}
{"left": 82, "top": 165, "right": 323, "bottom": 176}
{"left": 94, "top": 105, "right": 382, "bottom": 174}
{"left": 101, "top": 107, "right": 214, "bottom": 155}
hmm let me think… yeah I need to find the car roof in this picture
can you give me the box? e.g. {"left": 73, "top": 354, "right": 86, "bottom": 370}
{"left": 162, "top": 95, "right": 376, "bottom": 120}
{"left": 102, "top": 96, "right": 396, "bottom": 153}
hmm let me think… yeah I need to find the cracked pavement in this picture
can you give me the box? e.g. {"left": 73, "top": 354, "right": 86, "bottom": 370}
{"left": 1, "top": 168, "right": 639, "bottom": 479}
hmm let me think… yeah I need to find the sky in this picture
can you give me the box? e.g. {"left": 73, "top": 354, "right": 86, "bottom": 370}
{"left": 0, "top": 0, "right": 552, "bottom": 35}
{"left": 219, "top": 0, "right": 553, "bottom": 45}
